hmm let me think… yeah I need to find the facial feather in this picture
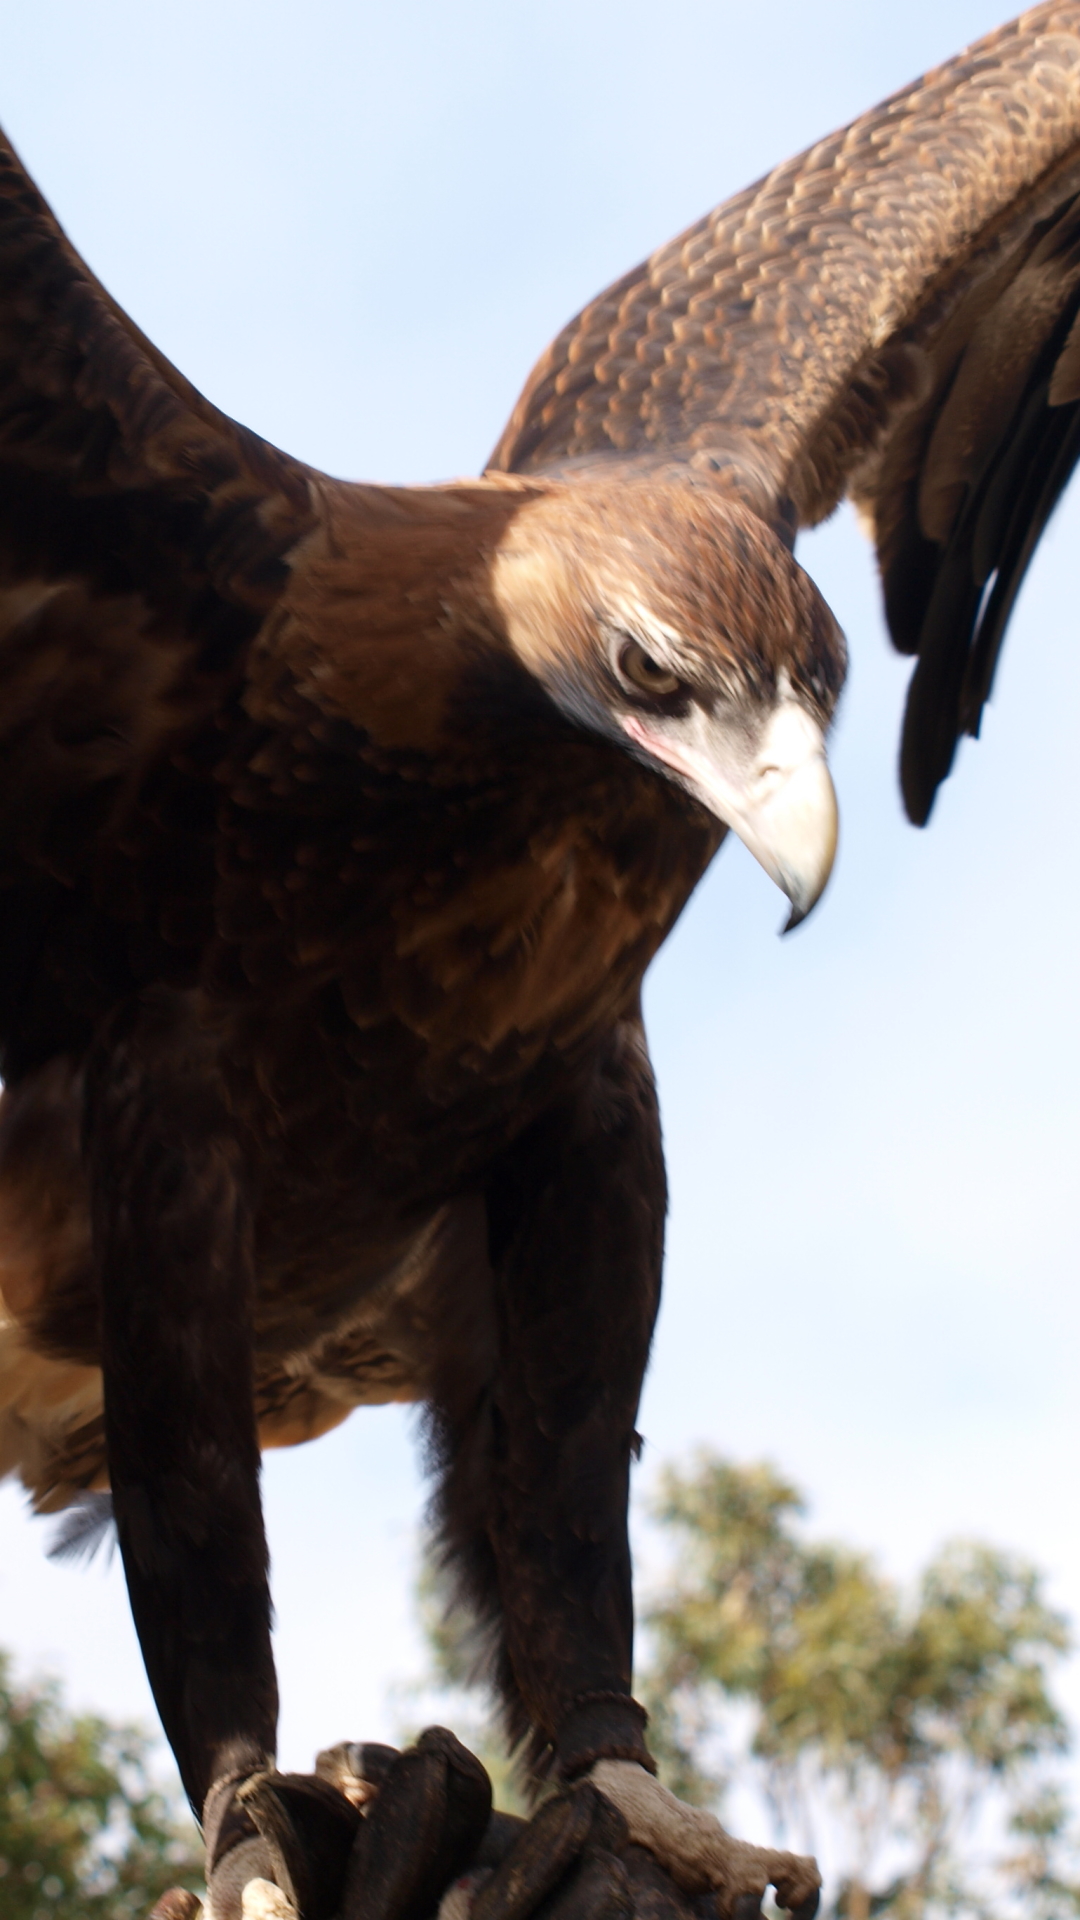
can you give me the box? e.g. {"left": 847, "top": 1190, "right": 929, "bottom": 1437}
{"left": 490, "top": 479, "right": 846, "bottom": 925}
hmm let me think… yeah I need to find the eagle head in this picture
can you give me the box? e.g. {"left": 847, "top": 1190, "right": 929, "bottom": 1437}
{"left": 490, "top": 477, "right": 845, "bottom": 929}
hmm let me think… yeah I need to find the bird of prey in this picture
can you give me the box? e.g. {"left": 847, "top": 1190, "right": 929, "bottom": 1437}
{"left": 1, "top": 3, "right": 1080, "bottom": 1916}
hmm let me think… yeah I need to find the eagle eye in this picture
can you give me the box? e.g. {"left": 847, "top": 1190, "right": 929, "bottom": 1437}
{"left": 616, "top": 637, "right": 682, "bottom": 700}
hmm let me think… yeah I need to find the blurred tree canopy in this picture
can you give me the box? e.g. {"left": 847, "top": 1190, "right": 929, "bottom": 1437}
{"left": 0, "top": 1648, "right": 202, "bottom": 1920}
{"left": 642, "top": 1455, "right": 1080, "bottom": 1920}
{"left": 400, "top": 1558, "right": 530, "bottom": 1814}
{"left": 412, "top": 1453, "right": 1080, "bottom": 1916}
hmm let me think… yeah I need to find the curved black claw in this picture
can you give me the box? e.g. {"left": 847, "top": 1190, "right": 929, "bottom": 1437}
{"left": 788, "top": 1893, "right": 820, "bottom": 1920}
{"left": 340, "top": 1727, "right": 492, "bottom": 1920}
{"left": 539, "top": 1849, "right": 632, "bottom": 1920}
{"left": 474, "top": 1782, "right": 630, "bottom": 1920}
{"left": 474, "top": 1810, "right": 531, "bottom": 1870}
{"left": 239, "top": 1768, "right": 363, "bottom": 1919}
{"left": 473, "top": 1788, "right": 595, "bottom": 1920}
{"left": 620, "top": 1845, "right": 700, "bottom": 1920}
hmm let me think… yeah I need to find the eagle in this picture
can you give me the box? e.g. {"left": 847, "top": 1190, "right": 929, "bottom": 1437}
{"left": 1, "top": 4, "right": 1079, "bottom": 1916}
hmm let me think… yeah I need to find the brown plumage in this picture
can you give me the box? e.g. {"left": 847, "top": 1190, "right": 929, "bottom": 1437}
{"left": 492, "top": 0, "right": 1080, "bottom": 821}
{"left": 0, "top": 3, "right": 1078, "bottom": 1911}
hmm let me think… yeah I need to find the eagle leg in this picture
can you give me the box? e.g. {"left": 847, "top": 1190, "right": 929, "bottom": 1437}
{"left": 84, "top": 987, "right": 278, "bottom": 1819}
{"left": 460, "top": 1012, "right": 665, "bottom": 1784}
{"left": 431, "top": 1008, "right": 820, "bottom": 1915}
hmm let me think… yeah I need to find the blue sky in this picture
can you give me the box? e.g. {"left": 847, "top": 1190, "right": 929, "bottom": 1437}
{"left": 0, "top": 0, "right": 1077, "bottom": 1824}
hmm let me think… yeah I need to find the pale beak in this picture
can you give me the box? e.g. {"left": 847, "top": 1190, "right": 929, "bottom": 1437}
{"left": 623, "top": 701, "right": 838, "bottom": 931}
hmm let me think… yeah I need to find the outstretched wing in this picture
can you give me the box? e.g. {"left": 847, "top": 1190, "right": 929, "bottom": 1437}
{"left": 490, "top": 3, "right": 1080, "bottom": 823}
{"left": 0, "top": 125, "right": 317, "bottom": 1075}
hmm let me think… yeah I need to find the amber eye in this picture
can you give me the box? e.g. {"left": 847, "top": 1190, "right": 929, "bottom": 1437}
{"left": 617, "top": 638, "right": 682, "bottom": 699}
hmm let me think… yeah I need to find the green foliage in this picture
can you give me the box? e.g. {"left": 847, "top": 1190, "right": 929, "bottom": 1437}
{"left": 640, "top": 1454, "right": 1079, "bottom": 1918}
{"left": 405, "top": 1455, "right": 1080, "bottom": 1916}
{"left": 1002, "top": 1789, "right": 1080, "bottom": 1920}
{"left": 0, "top": 1649, "right": 202, "bottom": 1920}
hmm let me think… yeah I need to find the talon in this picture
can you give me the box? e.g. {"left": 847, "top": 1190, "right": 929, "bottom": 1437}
{"left": 472, "top": 1786, "right": 595, "bottom": 1920}
{"left": 340, "top": 1727, "right": 491, "bottom": 1920}
{"left": 772, "top": 1872, "right": 822, "bottom": 1919}
{"left": 788, "top": 1894, "right": 820, "bottom": 1920}
{"left": 542, "top": 1850, "right": 632, "bottom": 1920}
{"left": 203, "top": 1837, "right": 279, "bottom": 1920}
{"left": 473, "top": 1811, "right": 529, "bottom": 1870}
{"left": 621, "top": 1844, "right": 700, "bottom": 1920}
{"left": 238, "top": 1768, "right": 362, "bottom": 1919}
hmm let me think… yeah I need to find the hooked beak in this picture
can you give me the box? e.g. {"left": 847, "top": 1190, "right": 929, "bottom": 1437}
{"left": 623, "top": 701, "right": 838, "bottom": 931}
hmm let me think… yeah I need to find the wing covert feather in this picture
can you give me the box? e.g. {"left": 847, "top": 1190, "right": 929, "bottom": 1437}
{"left": 491, "top": 2, "right": 1080, "bottom": 819}
{"left": 492, "top": 2, "right": 1080, "bottom": 518}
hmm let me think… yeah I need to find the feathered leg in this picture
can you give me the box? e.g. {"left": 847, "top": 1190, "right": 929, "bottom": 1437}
{"left": 439, "top": 1012, "right": 664, "bottom": 1785}
{"left": 84, "top": 987, "right": 277, "bottom": 1815}
{"left": 435, "top": 1013, "right": 820, "bottom": 1919}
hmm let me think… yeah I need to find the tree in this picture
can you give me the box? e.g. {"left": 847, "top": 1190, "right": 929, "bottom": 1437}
{"left": 640, "top": 1454, "right": 1080, "bottom": 1919}
{"left": 0, "top": 1649, "right": 202, "bottom": 1920}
